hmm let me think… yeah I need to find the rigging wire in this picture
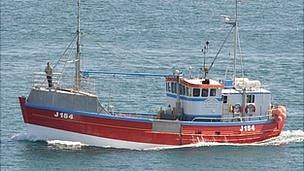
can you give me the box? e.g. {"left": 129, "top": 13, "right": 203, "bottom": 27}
{"left": 52, "top": 33, "right": 78, "bottom": 69}
{"left": 208, "top": 25, "right": 234, "bottom": 72}
{"left": 61, "top": 41, "right": 77, "bottom": 69}
{"left": 57, "top": 38, "right": 77, "bottom": 85}
{"left": 40, "top": 33, "right": 77, "bottom": 86}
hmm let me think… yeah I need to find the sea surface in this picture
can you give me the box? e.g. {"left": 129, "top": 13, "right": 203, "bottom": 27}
{"left": 1, "top": 0, "right": 303, "bottom": 170}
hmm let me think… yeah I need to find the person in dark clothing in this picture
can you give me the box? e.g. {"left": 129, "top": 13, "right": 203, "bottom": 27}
{"left": 45, "top": 62, "right": 53, "bottom": 88}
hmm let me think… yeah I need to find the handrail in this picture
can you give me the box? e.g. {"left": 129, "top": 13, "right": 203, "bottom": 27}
{"left": 113, "top": 112, "right": 156, "bottom": 119}
{"left": 191, "top": 114, "right": 273, "bottom": 122}
{"left": 32, "top": 72, "right": 62, "bottom": 88}
{"left": 32, "top": 72, "right": 96, "bottom": 94}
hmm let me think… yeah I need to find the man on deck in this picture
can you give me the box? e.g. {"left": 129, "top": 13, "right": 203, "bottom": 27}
{"left": 45, "top": 62, "right": 53, "bottom": 88}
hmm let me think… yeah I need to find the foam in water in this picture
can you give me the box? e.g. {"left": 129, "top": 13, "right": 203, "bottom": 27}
{"left": 11, "top": 133, "right": 88, "bottom": 150}
{"left": 47, "top": 140, "right": 88, "bottom": 150}
{"left": 11, "top": 132, "right": 41, "bottom": 142}
{"left": 11, "top": 130, "right": 304, "bottom": 151}
{"left": 146, "top": 130, "right": 304, "bottom": 150}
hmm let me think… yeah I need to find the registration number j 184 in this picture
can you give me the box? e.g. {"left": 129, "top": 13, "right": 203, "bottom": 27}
{"left": 54, "top": 112, "right": 74, "bottom": 120}
{"left": 240, "top": 125, "right": 255, "bottom": 132}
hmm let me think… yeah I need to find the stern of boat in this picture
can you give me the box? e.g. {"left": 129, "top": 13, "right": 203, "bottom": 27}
{"left": 272, "top": 105, "right": 287, "bottom": 132}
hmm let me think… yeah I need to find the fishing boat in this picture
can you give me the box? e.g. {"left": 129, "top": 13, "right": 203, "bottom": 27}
{"left": 18, "top": 0, "right": 286, "bottom": 149}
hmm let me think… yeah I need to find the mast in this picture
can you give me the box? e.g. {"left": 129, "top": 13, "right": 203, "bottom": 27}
{"left": 75, "top": 0, "right": 81, "bottom": 90}
{"left": 234, "top": 0, "right": 245, "bottom": 117}
{"left": 174, "top": 70, "right": 182, "bottom": 119}
{"left": 202, "top": 41, "right": 209, "bottom": 79}
{"left": 233, "top": 0, "right": 238, "bottom": 83}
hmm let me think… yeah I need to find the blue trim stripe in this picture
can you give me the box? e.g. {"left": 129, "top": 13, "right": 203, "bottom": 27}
{"left": 81, "top": 70, "right": 169, "bottom": 77}
{"left": 182, "top": 119, "right": 273, "bottom": 126}
{"left": 166, "top": 93, "right": 222, "bottom": 102}
{"left": 183, "top": 114, "right": 222, "bottom": 118}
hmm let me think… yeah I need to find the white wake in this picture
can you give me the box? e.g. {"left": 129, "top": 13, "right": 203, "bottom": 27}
{"left": 46, "top": 140, "right": 87, "bottom": 150}
{"left": 11, "top": 132, "right": 41, "bottom": 142}
{"left": 146, "top": 130, "right": 304, "bottom": 150}
{"left": 11, "top": 133, "right": 88, "bottom": 150}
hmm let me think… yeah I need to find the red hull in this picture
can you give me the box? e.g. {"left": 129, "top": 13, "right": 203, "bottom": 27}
{"left": 19, "top": 96, "right": 286, "bottom": 146}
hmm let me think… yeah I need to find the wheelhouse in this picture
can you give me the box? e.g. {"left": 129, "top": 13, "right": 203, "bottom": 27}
{"left": 165, "top": 75, "right": 224, "bottom": 121}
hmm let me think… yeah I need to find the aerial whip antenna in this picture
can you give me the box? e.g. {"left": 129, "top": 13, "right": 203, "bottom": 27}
{"left": 201, "top": 41, "right": 209, "bottom": 78}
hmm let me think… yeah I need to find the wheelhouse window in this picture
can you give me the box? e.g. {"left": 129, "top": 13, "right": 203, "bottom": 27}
{"left": 185, "top": 87, "right": 189, "bottom": 96}
{"left": 168, "top": 82, "right": 171, "bottom": 92}
{"left": 201, "top": 89, "right": 208, "bottom": 97}
{"left": 178, "top": 84, "right": 183, "bottom": 95}
{"left": 171, "top": 82, "right": 176, "bottom": 94}
{"left": 181, "top": 85, "right": 185, "bottom": 95}
{"left": 223, "top": 95, "right": 228, "bottom": 103}
{"left": 193, "top": 88, "right": 200, "bottom": 97}
{"left": 166, "top": 82, "right": 171, "bottom": 92}
{"left": 210, "top": 89, "right": 216, "bottom": 96}
{"left": 247, "top": 95, "right": 255, "bottom": 103}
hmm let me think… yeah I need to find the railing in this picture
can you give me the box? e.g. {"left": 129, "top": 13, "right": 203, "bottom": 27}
{"left": 32, "top": 72, "right": 62, "bottom": 88}
{"left": 113, "top": 112, "right": 157, "bottom": 119}
{"left": 32, "top": 72, "right": 96, "bottom": 94}
{"left": 191, "top": 114, "right": 274, "bottom": 122}
{"left": 104, "top": 111, "right": 273, "bottom": 122}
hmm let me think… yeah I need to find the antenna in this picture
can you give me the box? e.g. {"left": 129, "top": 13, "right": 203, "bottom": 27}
{"left": 188, "top": 66, "right": 193, "bottom": 78}
{"left": 201, "top": 41, "right": 209, "bottom": 78}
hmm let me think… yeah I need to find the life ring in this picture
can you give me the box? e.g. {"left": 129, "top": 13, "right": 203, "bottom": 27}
{"left": 233, "top": 104, "right": 241, "bottom": 114}
{"left": 245, "top": 104, "right": 256, "bottom": 113}
{"left": 272, "top": 106, "right": 287, "bottom": 129}
{"left": 272, "top": 106, "right": 287, "bottom": 121}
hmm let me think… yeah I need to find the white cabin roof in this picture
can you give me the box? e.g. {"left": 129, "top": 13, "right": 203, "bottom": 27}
{"left": 183, "top": 78, "right": 221, "bottom": 86}
{"left": 222, "top": 88, "right": 271, "bottom": 94}
{"left": 180, "top": 78, "right": 224, "bottom": 89}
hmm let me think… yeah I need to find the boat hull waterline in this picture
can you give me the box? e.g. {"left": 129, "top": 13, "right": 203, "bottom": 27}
{"left": 19, "top": 97, "right": 286, "bottom": 150}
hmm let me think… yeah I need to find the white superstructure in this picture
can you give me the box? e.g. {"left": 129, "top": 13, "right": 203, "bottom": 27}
{"left": 164, "top": 75, "right": 272, "bottom": 121}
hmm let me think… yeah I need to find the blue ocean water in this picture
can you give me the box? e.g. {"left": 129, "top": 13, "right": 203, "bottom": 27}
{"left": 1, "top": 0, "right": 303, "bottom": 170}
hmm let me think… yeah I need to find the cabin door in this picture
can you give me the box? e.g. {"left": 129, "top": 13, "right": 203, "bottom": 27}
{"left": 222, "top": 95, "right": 229, "bottom": 115}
